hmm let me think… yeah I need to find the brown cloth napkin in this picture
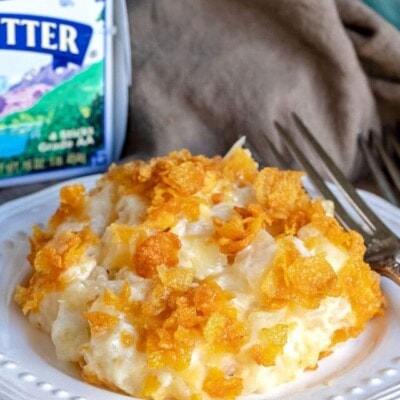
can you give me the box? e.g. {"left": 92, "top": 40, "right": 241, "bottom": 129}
{"left": 124, "top": 0, "right": 400, "bottom": 181}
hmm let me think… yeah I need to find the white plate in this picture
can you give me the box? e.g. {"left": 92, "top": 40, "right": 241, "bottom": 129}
{"left": 0, "top": 175, "right": 400, "bottom": 400}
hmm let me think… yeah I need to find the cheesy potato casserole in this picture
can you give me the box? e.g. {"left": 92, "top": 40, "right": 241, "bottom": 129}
{"left": 15, "top": 145, "right": 384, "bottom": 399}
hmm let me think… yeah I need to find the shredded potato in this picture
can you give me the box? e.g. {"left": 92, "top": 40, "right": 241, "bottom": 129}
{"left": 15, "top": 146, "right": 384, "bottom": 399}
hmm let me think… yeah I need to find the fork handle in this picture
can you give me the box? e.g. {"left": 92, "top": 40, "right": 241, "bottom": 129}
{"left": 367, "top": 241, "right": 400, "bottom": 285}
{"left": 365, "top": 236, "right": 400, "bottom": 286}
{"left": 373, "top": 259, "right": 400, "bottom": 285}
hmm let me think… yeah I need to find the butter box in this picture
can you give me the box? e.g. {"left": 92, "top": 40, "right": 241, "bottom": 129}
{"left": 0, "top": 0, "right": 131, "bottom": 187}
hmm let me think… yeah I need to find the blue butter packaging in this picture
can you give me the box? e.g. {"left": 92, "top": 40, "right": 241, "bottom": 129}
{"left": 0, "top": 0, "right": 131, "bottom": 186}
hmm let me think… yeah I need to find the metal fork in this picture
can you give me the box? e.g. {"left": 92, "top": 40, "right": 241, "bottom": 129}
{"left": 359, "top": 129, "right": 400, "bottom": 207}
{"left": 270, "top": 113, "right": 400, "bottom": 285}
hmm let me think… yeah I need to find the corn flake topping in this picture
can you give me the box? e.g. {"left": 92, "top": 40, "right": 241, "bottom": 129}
{"left": 15, "top": 146, "right": 384, "bottom": 400}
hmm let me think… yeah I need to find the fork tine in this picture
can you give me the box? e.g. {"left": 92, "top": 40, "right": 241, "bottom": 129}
{"left": 246, "top": 134, "right": 291, "bottom": 170}
{"left": 274, "top": 121, "right": 373, "bottom": 241}
{"left": 359, "top": 134, "right": 399, "bottom": 207}
{"left": 259, "top": 134, "right": 291, "bottom": 170}
{"left": 245, "top": 138, "right": 267, "bottom": 168}
{"left": 388, "top": 132, "right": 400, "bottom": 158}
{"left": 291, "top": 112, "right": 396, "bottom": 238}
{"left": 375, "top": 134, "right": 400, "bottom": 196}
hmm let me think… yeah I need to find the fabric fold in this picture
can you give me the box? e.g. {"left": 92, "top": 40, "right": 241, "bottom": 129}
{"left": 124, "top": 0, "right": 400, "bottom": 181}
